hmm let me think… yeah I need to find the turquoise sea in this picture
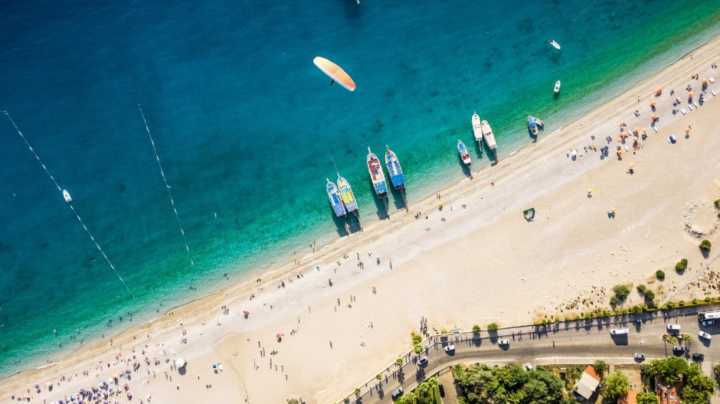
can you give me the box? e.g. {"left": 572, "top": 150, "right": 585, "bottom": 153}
{"left": 1, "top": 0, "right": 720, "bottom": 374}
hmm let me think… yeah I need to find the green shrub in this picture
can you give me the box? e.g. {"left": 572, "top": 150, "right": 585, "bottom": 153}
{"left": 644, "top": 290, "right": 656, "bottom": 307}
{"left": 700, "top": 239, "right": 712, "bottom": 254}
{"left": 675, "top": 258, "right": 688, "bottom": 274}
{"left": 714, "top": 199, "right": 720, "bottom": 209}
{"left": 637, "top": 284, "right": 647, "bottom": 295}
{"left": 472, "top": 324, "right": 481, "bottom": 334}
{"left": 602, "top": 371, "right": 630, "bottom": 401}
{"left": 656, "top": 270, "right": 665, "bottom": 281}
{"left": 637, "top": 391, "right": 659, "bottom": 404}
{"left": 593, "top": 360, "right": 607, "bottom": 377}
{"left": 487, "top": 322, "right": 499, "bottom": 332}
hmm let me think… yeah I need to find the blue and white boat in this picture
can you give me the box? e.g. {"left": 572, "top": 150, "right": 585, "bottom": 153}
{"left": 367, "top": 147, "right": 388, "bottom": 197}
{"left": 326, "top": 178, "right": 347, "bottom": 218}
{"left": 457, "top": 140, "right": 471, "bottom": 165}
{"left": 384, "top": 146, "right": 405, "bottom": 191}
{"left": 527, "top": 115, "right": 545, "bottom": 137}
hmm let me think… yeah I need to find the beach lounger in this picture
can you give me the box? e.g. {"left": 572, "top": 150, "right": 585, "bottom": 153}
{"left": 688, "top": 104, "right": 695, "bottom": 111}
{"left": 680, "top": 108, "right": 687, "bottom": 115}
{"left": 712, "top": 90, "right": 718, "bottom": 97}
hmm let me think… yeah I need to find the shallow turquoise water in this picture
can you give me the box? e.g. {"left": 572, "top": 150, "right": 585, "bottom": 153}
{"left": 0, "top": 0, "right": 719, "bottom": 373}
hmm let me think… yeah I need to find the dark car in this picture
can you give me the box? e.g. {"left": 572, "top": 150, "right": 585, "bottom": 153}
{"left": 633, "top": 352, "right": 646, "bottom": 362}
{"left": 391, "top": 387, "right": 404, "bottom": 401}
{"left": 672, "top": 346, "right": 686, "bottom": 356}
{"left": 417, "top": 356, "right": 429, "bottom": 368}
{"left": 692, "top": 352, "right": 705, "bottom": 362}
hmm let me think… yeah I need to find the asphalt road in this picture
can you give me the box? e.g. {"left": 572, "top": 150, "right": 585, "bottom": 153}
{"left": 342, "top": 307, "right": 720, "bottom": 404}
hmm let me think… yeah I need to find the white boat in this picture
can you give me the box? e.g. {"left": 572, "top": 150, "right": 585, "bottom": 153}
{"left": 554, "top": 80, "right": 561, "bottom": 94}
{"left": 480, "top": 120, "right": 497, "bottom": 150}
{"left": 62, "top": 189, "right": 72, "bottom": 203}
{"left": 549, "top": 39, "right": 561, "bottom": 50}
{"left": 471, "top": 112, "right": 483, "bottom": 143}
{"left": 457, "top": 140, "right": 471, "bottom": 165}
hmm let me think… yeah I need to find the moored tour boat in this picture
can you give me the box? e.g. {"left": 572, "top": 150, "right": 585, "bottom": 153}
{"left": 336, "top": 174, "right": 358, "bottom": 213}
{"left": 471, "top": 112, "right": 483, "bottom": 143}
{"left": 554, "top": 80, "right": 561, "bottom": 94}
{"left": 326, "top": 179, "right": 347, "bottom": 218}
{"left": 457, "top": 140, "right": 471, "bottom": 165}
{"left": 549, "top": 39, "right": 561, "bottom": 50}
{"left": 384, "top": 146, "right": 405, "bottom": 191}
{"left": 366, "top": 147, "right": 388, "bottom": 197}
{"left": 480, "top": 119, "right": 497, "bottom": 150}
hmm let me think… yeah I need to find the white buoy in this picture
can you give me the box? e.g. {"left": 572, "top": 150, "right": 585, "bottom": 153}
{"left": 62, "top": 189, "right": 72, "bottom": 203}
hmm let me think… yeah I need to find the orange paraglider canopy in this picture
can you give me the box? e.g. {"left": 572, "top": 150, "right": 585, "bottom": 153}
{"left": 313, "top": 56, "right": 357, "bottom": 92}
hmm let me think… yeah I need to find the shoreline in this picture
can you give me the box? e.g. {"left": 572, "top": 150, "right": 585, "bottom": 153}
{"left": 4, "top": 27, "right": 720, "bottom": 404}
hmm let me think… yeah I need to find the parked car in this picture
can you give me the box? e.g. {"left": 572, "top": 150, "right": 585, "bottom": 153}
{"left": 417, "top": 356, "right": 428, "bottom": 368}
{"left": 497, "top": 338, "right": 510, "bottom": 347}
{"left": 666, "top": 324, "right": 682, "bottom": 333}
{"left": 444, "top": 344, "right": 455, "bottom": 354}
{"left": 699, "top": 330, "right": 712, "bottom": 341}
{"left": 633, "top": 352, "right": 646, "bottom": 362}
{"left": 610, "top": 328, "right": 629, "bottom": 336}
{"left": 692, "top": 352, "right": 705, "bottom": 362}
{"left": 391, "top": 387, "right": 404, "bottom": 401}
{"left": 672, "top": 346, "right": 686, "bottom": 356}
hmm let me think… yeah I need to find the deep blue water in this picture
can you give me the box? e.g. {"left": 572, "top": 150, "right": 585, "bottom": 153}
{"left": 0, "top": 0, "right": 719, "bottom": 372}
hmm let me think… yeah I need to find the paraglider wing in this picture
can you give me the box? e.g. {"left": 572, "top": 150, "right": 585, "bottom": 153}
{"left": 313, "top": 56, "right": 357, "bottom": 92}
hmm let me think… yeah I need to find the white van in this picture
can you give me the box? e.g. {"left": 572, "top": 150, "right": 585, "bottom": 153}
{"left": 666, "top": 324, "right": 681, "bottom": 333}
{"left": 610, "top": 328, "right": 629, "bottom": 336}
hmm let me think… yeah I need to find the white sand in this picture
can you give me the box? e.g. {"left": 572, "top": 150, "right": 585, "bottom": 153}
{"left": 4, "top": 35, "right": 720, "bottom": 404}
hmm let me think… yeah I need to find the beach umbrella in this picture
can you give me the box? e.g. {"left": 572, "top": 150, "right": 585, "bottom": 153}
{"left": 175, "top": 358, "right": 186, "bottom": 369}
{"left": 313, "top": 56, "right": 357, "bottom": 92}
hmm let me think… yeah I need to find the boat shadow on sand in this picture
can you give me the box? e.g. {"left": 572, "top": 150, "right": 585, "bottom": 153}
{"left": 458, "top": 155, "right": 473, "bottom": 179}
{"left": 370, "top": 187, "right": 391, "bottom": 220}
{"left": 329, "top": 209, "right": 363, "bottom": 237}
{"left": 474, "top": 140, "right": 498, "bottom": 166}
{"left": 389, "top": 186, "right": 407, "bottom": 211}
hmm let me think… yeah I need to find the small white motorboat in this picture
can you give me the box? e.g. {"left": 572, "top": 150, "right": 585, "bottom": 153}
{"left": 554, "top": 80, "right": 561, "bottom": 94}
{"left": 480, "top": 120, "right": 497, "bottom": 150}
{"left": 549, "top": 39, "right": 561, "bottom": 50}
{"left": 62, "top": 189, "right": 72, "bottom": 203}
{"left": 457, "top": 140, "right": 472, "bottom": 166}
{"left": 471, "top": 112, "right": 483, "bottom": 143}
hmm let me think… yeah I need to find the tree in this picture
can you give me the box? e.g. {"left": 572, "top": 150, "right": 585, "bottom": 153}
{"left": 398, "top": 378, "right": 442, "bottom": 404}
{"left": 713, "top": 363, "right": 720, "bottom": 386}
{"left": 411, "top": 331, "right": 423, "bottom": 354}
{"left": 593, "top": 360, "right": 608, "bottom": 377}
{"left": 656, "top": 270, "right": 665, "bottom": 281}
{"left": 487, "top": 322, "right": 499, "bottom": 332}
{"left": 472, "top": 324, "right": 481, "bottom": 334}
{"left": 682, "top": 363, "right": 714, "bottom": 402}
{"left": 675, "top": 258, "right": 688, "bottom": 274}
{"left": 602, "top": 371, "right": 630, "bottom": 401}
{"left": 641, "top": 357, "right": 688, "bottom": 385}
{"left": 643, "top": 289, "right": 656, "bottom": 306}
{"left": 700, "top": 240, "right": 712, "bottom": 256}
{"left": 612, "top": 284, "right": 631, "bottom": 305}
{"left": 636, "top": 391, "right": 658, "bottom": 404}
{"left": 453, "top": 363, "right": 566, "bottom": 403}
{"left": 637, "top": 284, "right": 647, "bottom": 295}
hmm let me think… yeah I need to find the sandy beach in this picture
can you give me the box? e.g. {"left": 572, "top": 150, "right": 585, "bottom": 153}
{"left": 4, "top": 33, "right": 720, "bottom": 404}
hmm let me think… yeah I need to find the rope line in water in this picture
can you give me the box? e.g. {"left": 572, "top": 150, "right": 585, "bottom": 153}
{"left": 3, "top": 110, "right": 135, "bottom": 298}
{"left": 137, "top": 105, "right": 194, "bottom": 266}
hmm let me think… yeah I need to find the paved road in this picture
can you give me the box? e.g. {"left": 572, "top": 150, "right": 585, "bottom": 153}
{"left": 342, "top": 308, "right": 720, "bottom": 404}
